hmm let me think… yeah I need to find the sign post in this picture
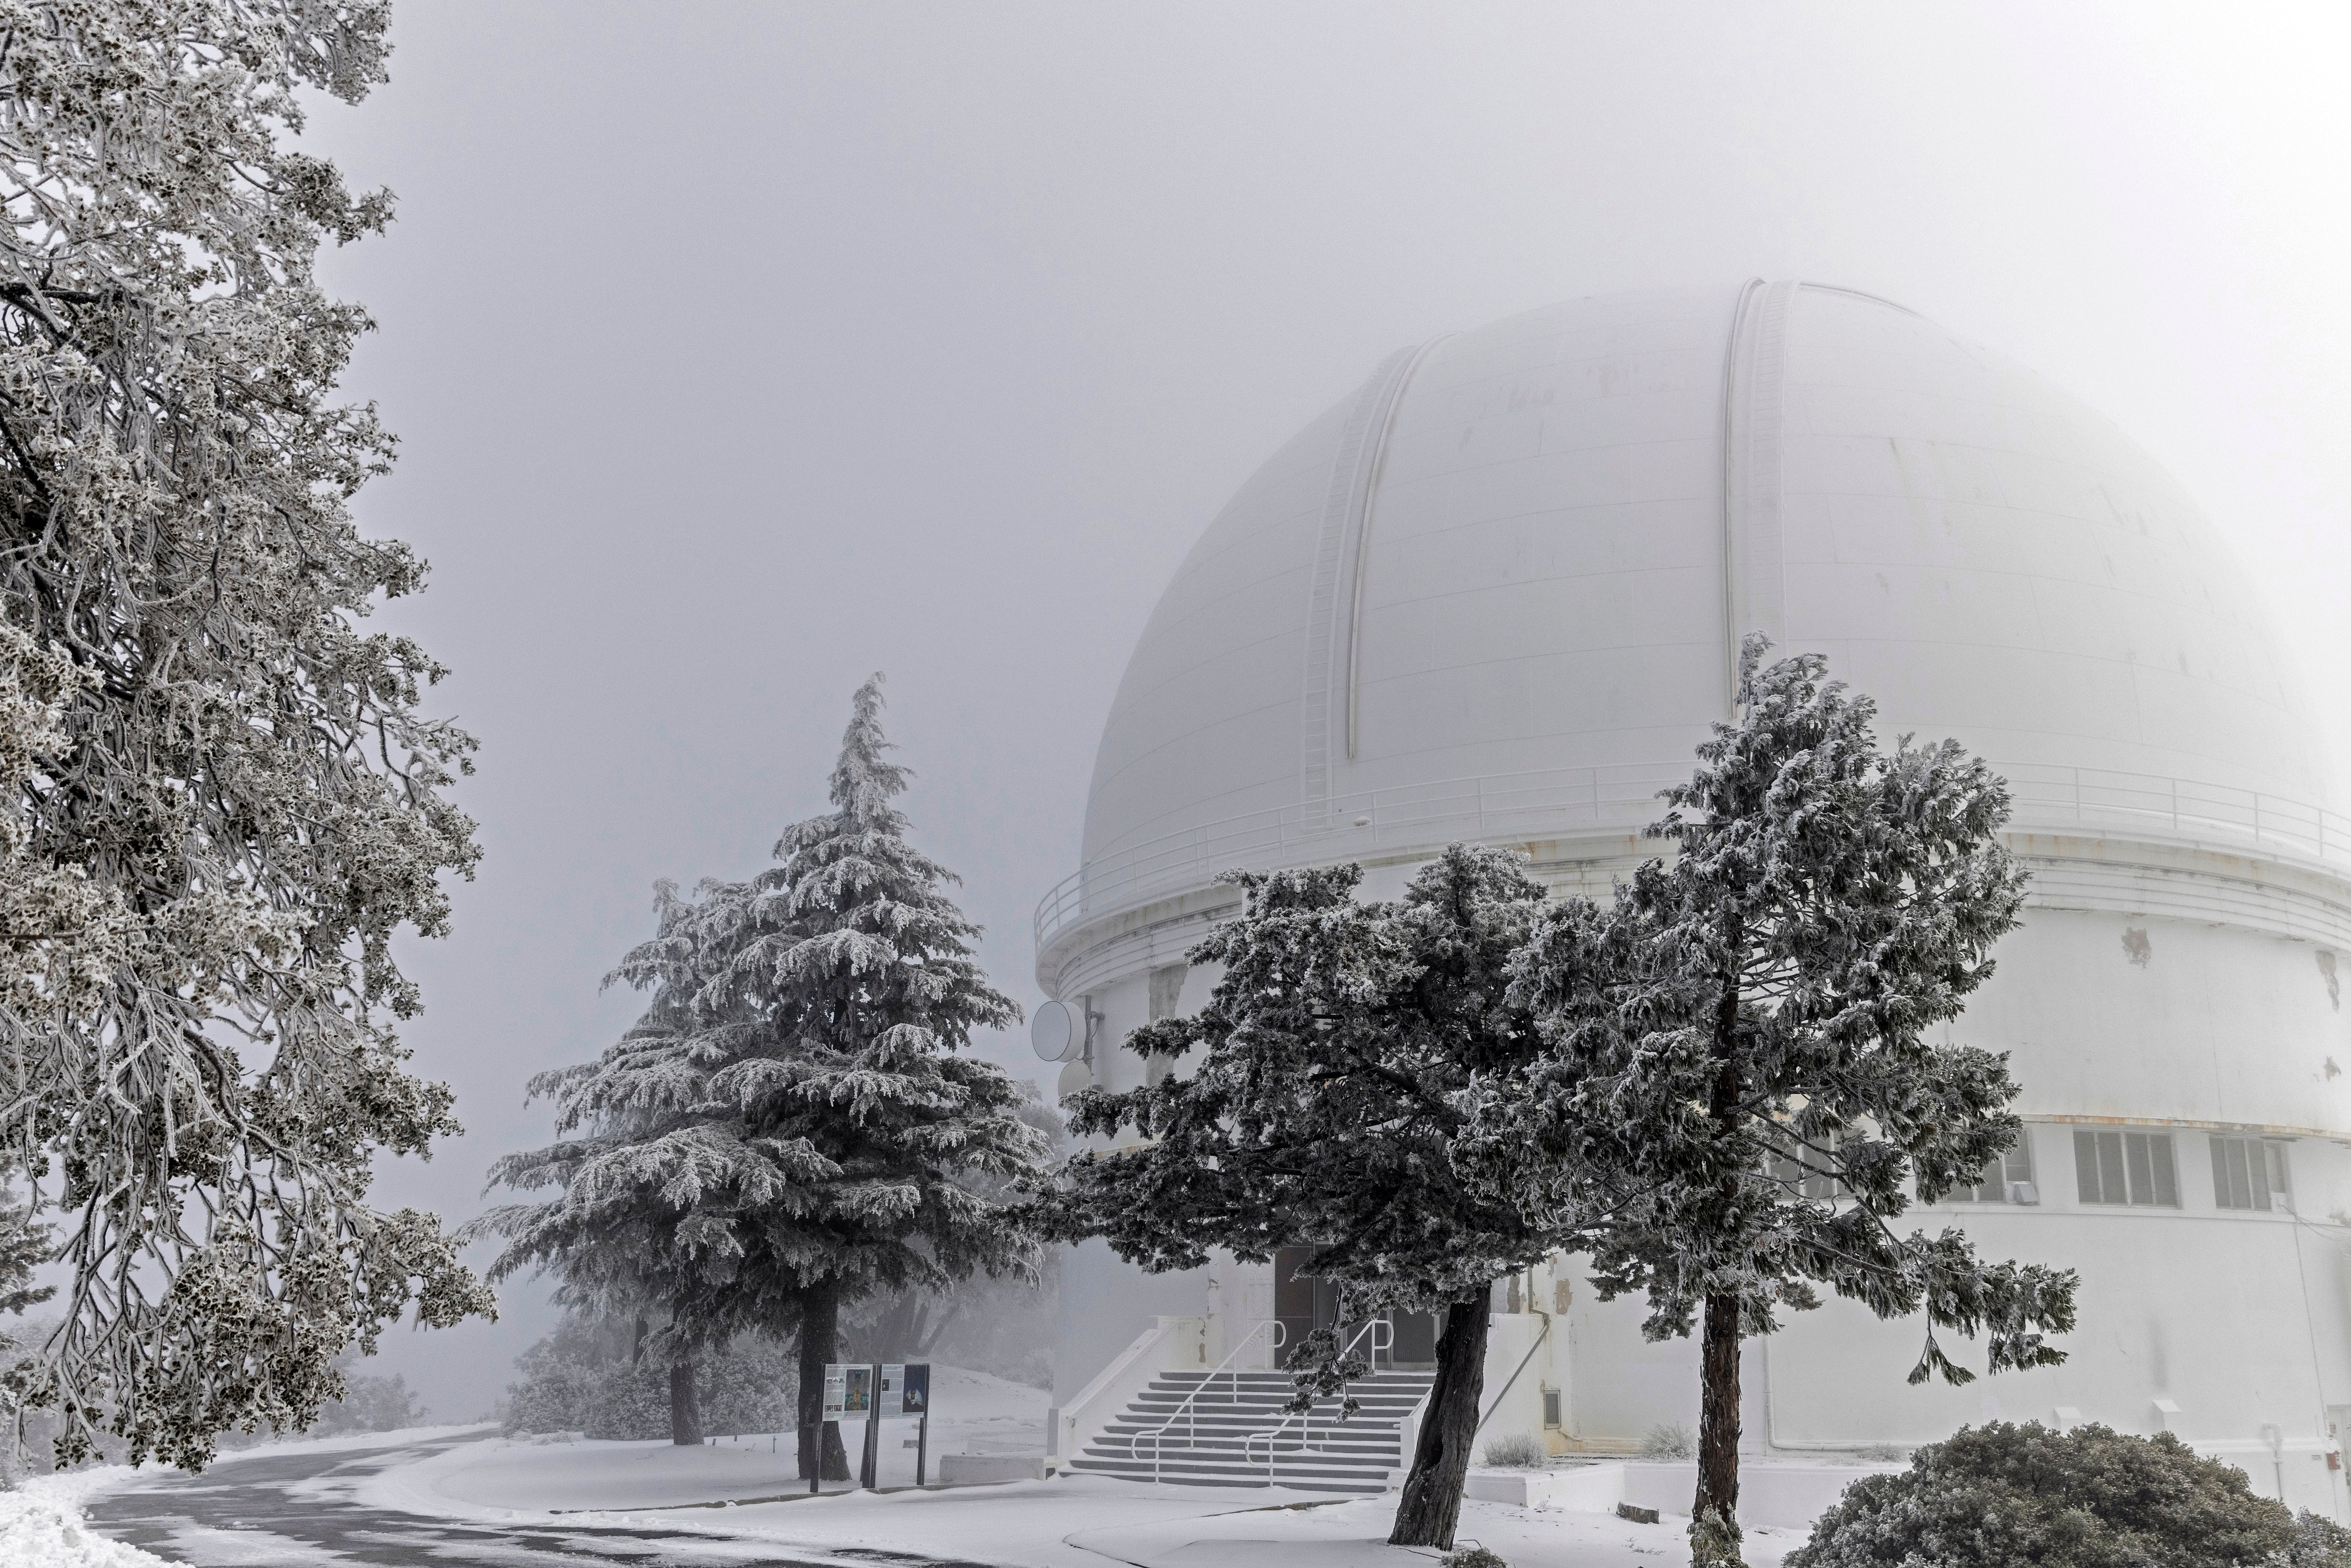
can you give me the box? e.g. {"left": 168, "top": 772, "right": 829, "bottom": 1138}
{"left": 903, "top": 1363, "right": 932, "bottom": 1486}
{"left": 829, "top": 1360, "right": 931, "bottom": 1490}
{"left": 859, "top": 1364, "right": 887, "bottom": 1489}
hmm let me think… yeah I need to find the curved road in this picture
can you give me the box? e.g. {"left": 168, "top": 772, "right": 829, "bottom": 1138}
{"left": 82, "top": 1431, "right": 989, "bottom": 1568}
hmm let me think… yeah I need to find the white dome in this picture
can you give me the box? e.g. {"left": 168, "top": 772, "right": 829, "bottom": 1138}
{"left": 1047, "top": 282, "right": 2338, "bottom": 968}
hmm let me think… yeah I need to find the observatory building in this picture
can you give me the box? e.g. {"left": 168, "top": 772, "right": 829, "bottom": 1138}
{"left": 1035, "top": 281, "right": 2350, "bottom": 1515}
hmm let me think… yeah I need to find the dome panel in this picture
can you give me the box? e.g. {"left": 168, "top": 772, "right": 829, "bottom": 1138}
{"left": 1070, "top": 281, "right": 2331, "bottom": 921}
{"left": 1779, "top": 286, "right": 2321, "bottom": 801}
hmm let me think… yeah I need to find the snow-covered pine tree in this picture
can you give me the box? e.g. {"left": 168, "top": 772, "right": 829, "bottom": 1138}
{"left": 698, "top": 675, "right": 1048, "bottom": 1483}
{"left": 470, "top": 876, "right": 782, "bottom": 1446}
{"left": 0, "top": 3, "right": 492, "bottom": 1467}
{"left": 1038, "top": 844, "right": 1575, "bottom": 1550}
{"left": 1473, "top": 638, "right": 2076, "bottom": 1565}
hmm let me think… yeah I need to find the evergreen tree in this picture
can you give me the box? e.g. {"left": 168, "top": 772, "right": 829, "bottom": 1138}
{"left": 1472, "top": 639, "right": 2077, "bottom": 1565}
{"left": 1038, "top": 844, "right": 1574, "bottom": 1550}
{"left": 470, "top": 876, "right": 780, "bottom": 1446}
{"left": 484, "top": 677, "right": 1046, "bottom": 1479}
{"left": 699, "top": 676, "right": 1046, "bottom": 1483}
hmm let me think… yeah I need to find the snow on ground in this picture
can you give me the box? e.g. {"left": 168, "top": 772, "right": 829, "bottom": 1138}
{"left": 372, "top": 1365, "right": 1051, "bottom": 1513}
{"left": 345, "top": 1426, "right": 1808, "bottom": 1568}
{"left": 52, "top": 1372, "right": 1826, "bottom": 1568}
{"left": 1, "top": 1466, "right": 171, "bottom": 1568}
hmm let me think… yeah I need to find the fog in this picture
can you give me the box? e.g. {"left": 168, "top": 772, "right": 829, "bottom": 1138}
{"left": 291, "top": 1, "right": 2351, "bottom": 1421}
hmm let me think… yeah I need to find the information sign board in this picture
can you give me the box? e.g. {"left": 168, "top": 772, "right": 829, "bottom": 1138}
{"left": 822, "top": 1364, "right": 845, "bottom": 1421}
{"left": 900, "top": 1362, "right": 930, "bottom": 1415}
{"left": 823, "top": 1362, "right": 874, "bottom": 1419}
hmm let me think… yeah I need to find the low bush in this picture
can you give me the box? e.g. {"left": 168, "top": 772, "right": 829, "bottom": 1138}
{"left": 1788, "top": 1421, "right": 2351, "bottom": 1568}
{"left": 499, "top": 1315, "right": 794, "bottom": 1441}
{"left": 1481, "top": 1432, "right": 1547, "bottom": 1469}
{"left": 1640, "top": 1420, "right": 1696, "bottom": 1461}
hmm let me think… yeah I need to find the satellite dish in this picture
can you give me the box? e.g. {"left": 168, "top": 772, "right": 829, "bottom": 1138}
{"left": 1032, "top": 998, "right": 1080, "bottom": 1062}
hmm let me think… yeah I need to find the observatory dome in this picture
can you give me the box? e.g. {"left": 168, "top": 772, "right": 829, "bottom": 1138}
{"left": 1043, "top": 283, "right": 2351, "bottom": 1495}
{"left": 1063, "top": 282, "right": 2330, "bottom": 938}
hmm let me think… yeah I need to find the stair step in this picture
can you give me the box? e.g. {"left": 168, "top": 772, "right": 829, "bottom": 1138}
{"left": 1072, "top": 1457, "right": 1397, "bottom": 1481}
{"left": 1069, "top": 1353, "right": 1435, "bottom": 1495}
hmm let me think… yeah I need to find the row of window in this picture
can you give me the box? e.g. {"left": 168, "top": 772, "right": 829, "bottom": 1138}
{"left": 1951, "top": 1129, "right": 2294, "bottom": 1212}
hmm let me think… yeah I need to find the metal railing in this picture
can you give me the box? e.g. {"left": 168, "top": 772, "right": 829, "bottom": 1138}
{"left": 1242, "top": 1318, "right": 1396, "bottom": 1483}
{"left": 1135, "top": 1319, "right": 1285, "bottom": 1483}
{"left": 1037, "top": 760, "right": 2351, "bottom": 961}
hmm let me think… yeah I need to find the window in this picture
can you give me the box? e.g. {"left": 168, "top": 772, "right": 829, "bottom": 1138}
{"left": 2073, "top": 1129, "right": 2178, "bottom": 1207}
{"left": 2209, "top": 1136, "right": 2292, "bottom": 1212}
{"left": 1541, "top": 1387, "right": 1562, "bottom": 1429}
{"left": 1954, "top": 1138, "right": 2037, "bottom": 1203}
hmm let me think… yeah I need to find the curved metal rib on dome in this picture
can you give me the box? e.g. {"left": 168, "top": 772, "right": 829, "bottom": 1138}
{"left": 1298, "top": 338, "right": 1445, "bottom": 821}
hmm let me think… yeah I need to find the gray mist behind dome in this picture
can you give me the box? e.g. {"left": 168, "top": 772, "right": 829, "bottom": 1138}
{"left": 289, "top": 1, "right": 2351, "bottom": 1423}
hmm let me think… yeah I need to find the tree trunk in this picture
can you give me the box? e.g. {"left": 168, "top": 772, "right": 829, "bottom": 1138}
{"left": 669, "top": 1355, "right": 703, "bottom": 1446}
{"left": 1387, "top": 1292, "right": 1491, "bottom": 1549}
{"left": 1692, "top": 1292, "right": 1742, "bottom": 1551}
{"left": 795, "top": 1281, "right": 853, "bottom": 1482}
{"left": 1692, "top": 926, "right": 1747, "bottom": 1561}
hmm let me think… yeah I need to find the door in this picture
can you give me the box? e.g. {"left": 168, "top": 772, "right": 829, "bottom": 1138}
{"left": 1386, "top": 1310, "right": 1438, "bottom": 1369}
{"left": 1275, "top": 1247, "right": 1436, "bottom": 1368}
{"left": 1273, "top": 1245, "right": 1321, "bottom": 1367}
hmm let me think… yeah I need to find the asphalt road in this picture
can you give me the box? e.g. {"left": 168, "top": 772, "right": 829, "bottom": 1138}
{"left": 81, "top": 1432, "right": 993, "bottom": 1568}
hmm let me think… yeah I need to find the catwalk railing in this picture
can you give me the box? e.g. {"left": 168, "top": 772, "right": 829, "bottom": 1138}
{"left": 1035, "top": 761, "right": 2351, "bottom": 961}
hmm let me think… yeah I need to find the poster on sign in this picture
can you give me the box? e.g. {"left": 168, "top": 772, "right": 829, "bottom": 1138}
{"left": 901, "top": 1362, "right": 930, "bottom": 1415}
{"left": 821, "top": 1365, "right": 846, "bottom": 1421}
{"left": 823, "top": 1363, "right": 873, "bottom": 1418}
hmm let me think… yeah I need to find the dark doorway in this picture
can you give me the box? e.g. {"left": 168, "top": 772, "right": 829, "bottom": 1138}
{"left": 1387, "top": 1309, "right": 1438, "bottom": 1367}
{"left": 1272, "top": 1245, "right": 1338, "bottom": 1365}
{"left": 1271, "top": 1247, "right": 1440, "bottom": 1370}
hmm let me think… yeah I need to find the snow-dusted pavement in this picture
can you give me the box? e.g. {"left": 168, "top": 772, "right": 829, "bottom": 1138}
{"left": 60, "top": 1427, "right": 1812, "bottom": 1568}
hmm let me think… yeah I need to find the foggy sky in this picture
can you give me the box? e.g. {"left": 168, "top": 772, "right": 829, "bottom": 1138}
{"left": 289, "top": 1, "right": 2351, "bottom": 1422}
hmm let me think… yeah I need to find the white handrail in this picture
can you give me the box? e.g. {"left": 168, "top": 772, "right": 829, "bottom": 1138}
{"left": 1243, "top": 1318, "right": 1395, "bottom": 1483}
{"left": 1036, "top": 759, "right": 2351, "bottom": 961}
{"left": 1135, "top": 1319, "right": 1285, "bottom": 1483}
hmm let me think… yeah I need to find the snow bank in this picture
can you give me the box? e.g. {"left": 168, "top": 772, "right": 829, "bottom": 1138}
{"left": 0, "top": 1469, "right": 169, "bottom": 1568}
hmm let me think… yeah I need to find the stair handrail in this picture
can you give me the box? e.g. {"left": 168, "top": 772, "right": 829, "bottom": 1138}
{"left": 1242, "top": 1317, "right": 1393, "bottom": 1484}
{"left": 1135, "top": 1317, "right": 1285, "bottom": 1483}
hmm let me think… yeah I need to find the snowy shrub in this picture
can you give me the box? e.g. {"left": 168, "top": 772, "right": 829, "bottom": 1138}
{"left": 1639, "top": 1421, "right": 1695, "bottom": 1460}
{"left": 310, "top": 1356, "right": 427, "bottom": 1437}
{"left": 1788, "top": 1422, "right": 2351, "bottom": 1568}
{"left": 1441, "top": 1547, "right": 1507, "bottom": 1568}
{"left": 1481, "top": 1432, "right": 1547, "bottom": 1469}
{"left": 499, "top": 1317, "right": 795, "bottom": 1441}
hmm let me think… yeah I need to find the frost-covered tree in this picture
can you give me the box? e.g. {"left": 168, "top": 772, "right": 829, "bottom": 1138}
{"left": 468, "top": 876, "right": 770, "bottom": 1446}
{"left": 699, "top": 676, "right": 1046, "bottom": 1483}
{"left": 1038, "top": 845, "right": 1573, "bottom": 1550}
{"left": 1472, "top": 639, "right": 2076, "bottom": 1564}
{"left": 480, "top": 678, "right": 1047, "bottom": 1480}
{"left": 0, "top": 2, "right": 492, "bottom": 1468}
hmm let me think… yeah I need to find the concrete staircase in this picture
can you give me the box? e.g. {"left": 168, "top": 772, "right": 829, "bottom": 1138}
{"left": 1066, "top": 1368, "right": 1435, "bottom": 1493}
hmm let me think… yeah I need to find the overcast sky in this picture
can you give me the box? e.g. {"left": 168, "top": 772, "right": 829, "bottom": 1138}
{"left": 298, "top": 1, "right": 2351, "bottom": 1420}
